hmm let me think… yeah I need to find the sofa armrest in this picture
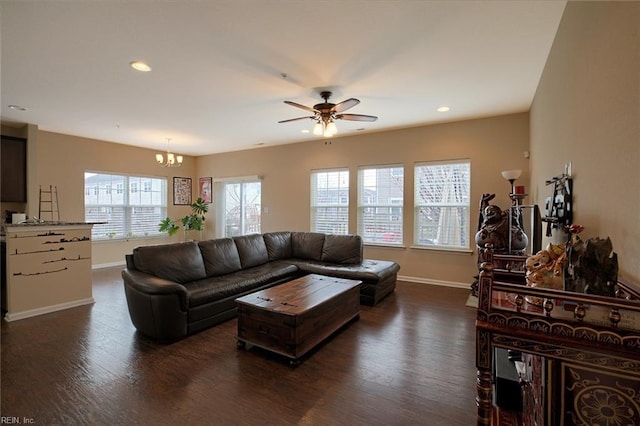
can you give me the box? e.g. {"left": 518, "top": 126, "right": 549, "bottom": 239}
{"left": 122, "top": 269, "right": 189, "bottom": 311}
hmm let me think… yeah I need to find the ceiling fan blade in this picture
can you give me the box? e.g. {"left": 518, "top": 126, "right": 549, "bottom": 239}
{"left": 278, "top": 116, "right": 314, "bottom": 123}
{"left": 284, "top": 100, "right": 319, "bottom": 113}
{"left": 336, "top": 113, "right": 378, "bottom": 122}
{"left": 332, "top": 98, "right": 360, "bottom": 113}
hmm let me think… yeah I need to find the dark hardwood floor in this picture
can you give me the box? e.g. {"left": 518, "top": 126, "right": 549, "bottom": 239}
{"left": 1, "top": 268, "right": 478, "bottom": 425}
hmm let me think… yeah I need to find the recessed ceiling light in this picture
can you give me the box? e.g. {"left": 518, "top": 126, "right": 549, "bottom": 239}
{"left": 130, "top": 61, "right": 152, "bottom": 72}
{"left": 301, "top": 129, "right": 310, "bottom": 133}
{"left": 437, "top": 106, "right": 451, "bottom": 112}
{"left": 8, "top": 104, "right": 27, "bottom": 111}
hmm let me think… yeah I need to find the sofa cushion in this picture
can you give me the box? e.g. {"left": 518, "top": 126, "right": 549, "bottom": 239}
{"left": 291, "top": 259, "right": 400, "bottom": 283}
{"left": 234, "top": 234, "right": 269, "bottom": 268}
{"left": 198, "top": 238, "right": 242, "bottom": 277}
{"left": 185, "top": 261, "right": 298, "bottom": 308}
{"left": 263, "top": 231, "right": 293, "bottom": 260}
{"left": 132, "top": 242, "right": 206, "bottom": 284}
{"left": 321, "top": 234, "right": 363, "bottom": 264}
{"left": 291, "top": 232, "right": 325, "bottom": 261}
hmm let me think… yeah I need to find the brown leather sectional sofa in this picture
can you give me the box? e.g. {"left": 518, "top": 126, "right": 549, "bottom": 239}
{"left": 122, "top": 231, "right": 400, "bottom": 342}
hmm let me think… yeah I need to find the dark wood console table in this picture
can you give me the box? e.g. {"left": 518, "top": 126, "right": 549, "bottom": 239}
{"left": 475, "top": 249, "right": 640, "bottom": 425}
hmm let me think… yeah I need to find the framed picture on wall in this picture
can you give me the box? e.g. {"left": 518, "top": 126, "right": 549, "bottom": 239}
{"left": 199, "top": 177, "right": 212, "bottom": 203}
{"left": 173, "top": 177, "right": 192, "bottom": 205}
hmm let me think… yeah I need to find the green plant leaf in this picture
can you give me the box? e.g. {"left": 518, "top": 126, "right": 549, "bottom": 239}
{"left": 191, "top": 198, "right": 208, "bottom": 216}
{"left": 159, "top": 198, "right": 207, "bottom": 235}
{"left": 159, "top": 217, "right": 180, "bottom": 236}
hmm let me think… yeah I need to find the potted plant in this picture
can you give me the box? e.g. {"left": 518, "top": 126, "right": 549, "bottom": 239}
{"left": 159, "top": 197, "right": 208, "bottom": 240}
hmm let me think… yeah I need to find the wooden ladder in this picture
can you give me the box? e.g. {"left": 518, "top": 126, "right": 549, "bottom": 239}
{"left": 39, "top": 185, "right": 60, "bottom": 221}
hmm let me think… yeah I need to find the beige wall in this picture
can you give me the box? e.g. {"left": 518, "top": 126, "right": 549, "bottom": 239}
{"left": 24, "top": 130, "right": 197, "bottom": 266}
{"left": 530, "top": 1, "right": 640, "bottom": 282}
{"left": 4, "top": 113, "right": 529, "bottom": 283}
{"left": 197, "top": 112, "right": 530, "bottom": 286}
{"left": 4, "top": 114, "right": 529, "bottom": 281}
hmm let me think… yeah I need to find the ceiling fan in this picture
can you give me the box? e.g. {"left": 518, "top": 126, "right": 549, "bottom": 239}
{"left": 279, "top": 91, "right": 377, "bottom": 137}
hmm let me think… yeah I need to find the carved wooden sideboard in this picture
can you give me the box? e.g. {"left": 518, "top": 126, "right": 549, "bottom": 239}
{"left": 475, "top": 248, "right": 640, "bottom": 425}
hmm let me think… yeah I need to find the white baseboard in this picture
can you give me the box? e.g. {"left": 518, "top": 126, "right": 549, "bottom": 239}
{"left": 92, "top": 261, "right": 126, "bottom": 270}
{"left": 4, "top": 298, "right": 95, "bottom": 322}
{"left": 398, "top": 274, "right": 470, "bottom": 289}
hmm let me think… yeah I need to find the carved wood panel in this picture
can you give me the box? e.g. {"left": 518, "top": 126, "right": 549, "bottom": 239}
{"left": 559, "top": 363, "right": 640, "bottom": 425}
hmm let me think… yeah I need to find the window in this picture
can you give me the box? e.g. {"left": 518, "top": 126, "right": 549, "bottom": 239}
{"left": 222, "top": 180, "right": 261, "bottom": 237}
{"left": 84, "top": 172, "right": 167, "bottom": 240}
{"left": 311, "top": 169, "right": 349, "bottom": 234}
{"left": 358, "top": 165, "right": 404, "bottom": 245}
{"left": 414, "top": 160, "right": 470, "bottom": 250}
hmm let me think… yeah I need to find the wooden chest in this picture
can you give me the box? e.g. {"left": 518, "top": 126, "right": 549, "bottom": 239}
{"left": 235, "top": 274, "right": 361, "bottom": 364}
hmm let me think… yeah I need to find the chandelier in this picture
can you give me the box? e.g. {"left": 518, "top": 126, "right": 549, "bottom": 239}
{"left": 156, "top": 138, "right": 183, "bottom": 168}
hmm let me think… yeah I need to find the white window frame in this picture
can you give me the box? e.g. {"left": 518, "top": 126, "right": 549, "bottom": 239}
{"left": 357, "top": 164, "right": 404, "bottom": 246}
{"left": 84, "top": 172, "right": 167, "bottom": 241}
{"left": 311, "top": 168, "right": 349, "bottom": 235}
{"left": 413, "top": 159, "right": 471, "bottom": 251}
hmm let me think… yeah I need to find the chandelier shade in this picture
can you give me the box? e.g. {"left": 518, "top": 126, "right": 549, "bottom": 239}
{"left": 312, "top": 121, "right": 324, "bottom": 136}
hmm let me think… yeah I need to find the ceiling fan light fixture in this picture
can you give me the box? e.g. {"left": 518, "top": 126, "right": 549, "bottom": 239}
{"left": 312, "top": 121, "right": 324, "bottom": 136}
{"left": 324, "top": 121, "right": 338, "bottom": 137}
{"left": 280, "top": 91, "right": 376, "bottom": 137}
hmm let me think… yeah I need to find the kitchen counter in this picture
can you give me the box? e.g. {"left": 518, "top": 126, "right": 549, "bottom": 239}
{"left": 2, "top": 222, "right": 96, "bottom": 321}
{"left": 5, "top": 220, "right": 100, "bottom": 227}
{"left": 1, "top": 221, "right": 101, "bottom": 240}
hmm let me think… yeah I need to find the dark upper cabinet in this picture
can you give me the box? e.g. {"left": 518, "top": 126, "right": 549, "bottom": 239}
{"left": 1, "top": 135, "right": 27, "bottom": 202}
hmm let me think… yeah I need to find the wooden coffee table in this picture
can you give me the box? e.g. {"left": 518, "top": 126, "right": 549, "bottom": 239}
{"left": 235, "top": 274, "right": 361, "bottom": 365}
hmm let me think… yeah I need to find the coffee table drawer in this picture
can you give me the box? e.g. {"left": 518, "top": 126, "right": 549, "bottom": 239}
{"left": 237, "top": 307, "right": 296, "bottom": 355}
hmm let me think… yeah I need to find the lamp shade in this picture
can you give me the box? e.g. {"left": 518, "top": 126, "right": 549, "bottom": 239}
{"left": 501, "top": 170, "right": 522, "bottom": 181}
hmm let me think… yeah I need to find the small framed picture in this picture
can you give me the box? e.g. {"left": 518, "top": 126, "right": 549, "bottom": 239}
{"left": 173, "top": 177, "right": 192, "bottom": 205}
{"left": 199, "top": 177, "right": 212, "bottom": 203}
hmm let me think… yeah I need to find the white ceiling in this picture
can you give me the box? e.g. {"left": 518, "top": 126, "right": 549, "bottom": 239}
{"left": 1, "top": 1, "right": 566, "bottom": 156}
